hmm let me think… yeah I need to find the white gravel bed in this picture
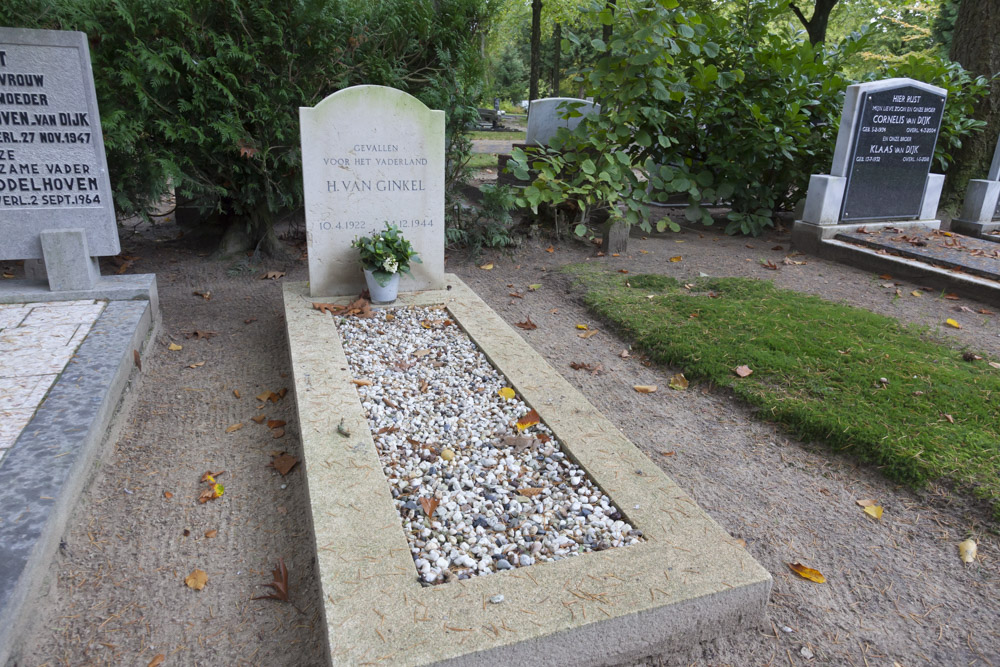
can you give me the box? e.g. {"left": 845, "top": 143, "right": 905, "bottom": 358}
{"left": 336, "top": 305, "right": 642, "bottom": 585}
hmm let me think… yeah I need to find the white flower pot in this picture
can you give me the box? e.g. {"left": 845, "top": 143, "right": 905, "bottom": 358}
{"left": 363, "top": 269, "right": 400, "bottom": 304}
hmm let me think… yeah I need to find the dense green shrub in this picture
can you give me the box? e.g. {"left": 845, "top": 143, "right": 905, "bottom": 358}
{"left": 1, "top": 0, "right": 493, "bottom": 250}
{"left": 513, "top": 0, "right": 988, "bottom": 237}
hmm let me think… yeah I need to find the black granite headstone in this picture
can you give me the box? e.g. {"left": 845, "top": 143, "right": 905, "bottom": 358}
{"left": 840, "top": 85, "right": 945, "bottom": 222}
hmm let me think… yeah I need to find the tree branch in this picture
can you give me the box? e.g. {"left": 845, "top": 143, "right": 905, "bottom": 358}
{"left": 788, "top": 2, "right": 811, "bottom": 30}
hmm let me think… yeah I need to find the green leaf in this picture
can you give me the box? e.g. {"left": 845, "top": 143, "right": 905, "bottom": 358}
{"left": 591, "top": 38, "right": 607, "bottom": 51}
{"left": 574, "top": 224, "right": 588, "bottom": 237}
{"left": 580, "top": 159, "right": 596, "bottom": 175}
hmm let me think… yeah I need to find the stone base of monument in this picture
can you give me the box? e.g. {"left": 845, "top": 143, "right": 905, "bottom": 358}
{"left": 950, "top": 218, "right": 1000, "bottom": 239}
{"left": 0, "top": 295, "right": 160, "bottom": 666}
{"left": 283, "top": 276, "right": 771, "bottom": 666}
{"left": 791, "top": 218, "right": 941, "bottom": 255}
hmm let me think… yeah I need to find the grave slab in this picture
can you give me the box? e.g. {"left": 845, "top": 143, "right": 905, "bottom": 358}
{"left": 283, "top": 276, "right": 771, "bottom": 666}
{"left": 0, "top": 298, "right": 159, "bottom": 666}
{"left": 835, "top": 228, "right": 1000, "bottom": 281}
{"left": 300, "top": 85, "right": 445, "bottom": 297}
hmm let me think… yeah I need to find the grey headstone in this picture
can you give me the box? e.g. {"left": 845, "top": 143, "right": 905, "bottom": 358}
{"left": 526, "top": 97, "right": 600, "bottom": 147}
{"left": 831, "top": 78, "right": 946, "bottom": 222}
{"left": 0, "top": 28, "right": 119, "bottom": 260}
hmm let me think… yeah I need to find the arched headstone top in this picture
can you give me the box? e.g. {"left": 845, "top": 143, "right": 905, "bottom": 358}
{"left": 526, "top": 97, "right": 601, "bottom": 147}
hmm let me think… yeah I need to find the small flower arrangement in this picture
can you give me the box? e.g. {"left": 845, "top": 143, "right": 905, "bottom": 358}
{"left": 351, "top": 223, "right": 422, "bottom": 287}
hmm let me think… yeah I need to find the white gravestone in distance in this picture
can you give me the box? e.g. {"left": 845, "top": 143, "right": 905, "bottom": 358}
{"left": 793, "top": 78, "right": 947, "bottom": 252}
{"left": 300, "top": 85, "right": 445, "bottom": 297}
{"left": 526, "top": 97, "right": 600, "bottom": 147}
{"left": 952, "top": 133, "right": 1000, "bottom": 236}
{"left": 0, "top": 27, "right": 119, "bottom": 290}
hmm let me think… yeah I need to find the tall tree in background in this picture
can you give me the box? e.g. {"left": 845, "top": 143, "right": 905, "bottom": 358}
{"left": 529, "top": 0, "right": 543, "bottom": 100}
{"left": 948, "top": 0, "right": 1000, "bottom": 193}
{"left": 602, "top": 0, "right": 615, "bottom": 43}
{"left": 551, "top": 22, "right": 562, "bottom": 95}
{"left": 790, "top": 0, "right": 839, "bottom": 44}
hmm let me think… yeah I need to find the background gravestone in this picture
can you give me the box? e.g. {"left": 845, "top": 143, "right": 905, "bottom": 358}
{"left": 0, "top": 27, "right": 118, "bottom": 279}
{"left": 300, "top": 85, "right": 444, "bottom": 297}
{"left": 525, "top": 97, "right": 600, "bottom": 147}
{"left": 951, "top": 134, "right": 1000, "bottom": 236}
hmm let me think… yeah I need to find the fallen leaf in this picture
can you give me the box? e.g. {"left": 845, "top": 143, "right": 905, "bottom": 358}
{"left": 312, "top": 302, "right": 344, "bottom": 316}
{"left": 990, "top": 362, "right": 1000, "bottom": 370}
{"left": 509, "top": 292, "right": 524, "bottom": 298}
{"left": 944, "top": 293, "right": 960, "bottom": 300}
{"left": 787, "top": 562, "right": 825, "bottom": 583}
{"left": 168, "top": 342, "right": 183, "bottom": 351}
{"left": 251, "top": 414, "right": 267, "bottom": 424}
{"left": 270, "top": 453, "right": 298, "bottom": 476}
{"left": 163, "top": 491, "right": 173, "bottom": 500}
{"left": 201, "top": 470, "right": 224, "bottom": 483}
{"left": 192, "top": 290, "right": 211, "bottom": 300}
{"left": 498, "top": 387, "right": 515, "bottom": 400}
{"left": 771, "top": 245, "right": 784, "bottom": 251}
{"left": 440, "top": 447, "right": 455, "bottom": 461}
{"left": 517, "top": 409, "right": 541, "bottom": 430}
{"left": 762, "top": 260, "right": 779, "bottom": 270}
{"left": 198, "top": 483, "right": 225, "bottom": 503}
{"left": 618, "top": 269, "right": 629, "bottom": 274}
{"left": 148, "top": 655, "right": 166, "bottom": 667}
{"left": 545, "top": 246, "right": 554, "bottom": 253}
{"left": 783, "top": 257, "right": 807, "bottom": 265}
{"left": 734, "top": 365, "right": 753, "bottom": 378}
{"left": 879, "top": 274, "right": 892, "bottom": 280}
{"left": 515, "top": 317, "right": 537, "bottom": 330}
{"left": 252, "top": 558, "right": 290, "bottom": 602}
{"left": 669, "top": 256, "right": 682, "bottom": 262}
{"left": 576, "top": 324, "right": 589, "bottom": 330}
{"left": 413, "top": 349, "right": 432, "bottom": 358}
{"left": 205, "top": 529, "right": 218, "bottom": 538}
{"left": 351, "top": 378, "right": 373, "bottom": 386}
{"left": 184, "top": 330, "right": 218, "bottom": 340}
{"left": 1, "top": 273, "right": 13, "bottom": 279}
{"left": 133, "top": 349, "right": 142, "bottom": 371}
{"left": 578, "top": 329, "right": 599, "bottom": 339}
{"left": 945, "top": 318, "right": 961, "bottom": 329}
{"left": 261, "top": 271, "right": 285, "bottom": 280}
{"left": 570, "top": 361, "right": 600, "bottom": 372}
{"left": 256, "top": 390, "right": 276, "bottom": 402}
{"left": 184, "top": 569, "right": 208, "bottom": 590}
{"left": 267, "top": 420, "right": 287, "bottom": 429}
{"left": 479, "top": 263, "right": 494, "bottom": 270}
{"left": 863, "top": 505, "right": 883, "bottom": 519}
{"left": 660, "top": 450, "right": 675, "bottom": 457}
{"left": 668, "top": 374, "right": 689, "bottom": 390}
{"left": 272, "top": 428, "right": 285, "bottom": 438}
{"left": 978, "top": 308, "right": 995, "bottom": 315}
{"left": 620, "top": 350, "right": 630, "bottom": 359}
{"left": 942, "top": 413, "right": 955, "bottom": 423}
{"left": 420, "top": 496, "right": 440, "bottom": 517}
{"left": 519, "top": 487, "right": 544, "bottom": 497}
{"left": 188, "top": 361, "right": 206, "bottom": 369}
{"left": 911, "top": 290, "right": 922, "bottom": 297}
{"left": 245, "top": 318, "right": 257, "bottom": 324}
{"left": 633, "top": 385, "right": 657, "bottom": 393}
{"left": 233, "top": 389, "right": 241, "bottom": 398}
{"left": 528, "top": 284, "right": 542, "bottom": 291}
{"left": 225, "top": 423, "right": 243, "bottom": 433}
{"left": 856, "top": 499, "right": 878, "bottom": 507}
{"left": 958, "top": 538, "right": 977, "bottom": 563}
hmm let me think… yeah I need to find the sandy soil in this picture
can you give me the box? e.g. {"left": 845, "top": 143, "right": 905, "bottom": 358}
{"left": 10, "top": 211, "right": 1000, "bottom": 667}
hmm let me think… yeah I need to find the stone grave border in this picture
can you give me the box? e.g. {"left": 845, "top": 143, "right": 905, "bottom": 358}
{"left": 283, "top": 276, "right": 771, "bottom": 666}
{"left": 952, "top": 134, "right": 1000, "bottom": 238}
{"left": 0, "top": 294, "right": 160, "bottom": 666}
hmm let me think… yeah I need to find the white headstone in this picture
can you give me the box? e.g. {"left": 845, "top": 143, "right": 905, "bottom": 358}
{"left": 526, "top": 97, "right": 600, "bottom": 147}
{"left": 0, "top": 27, "right": 119, "bottom": 261}
{"left": 300, "top": 85, "right": 445, "bottom": 297}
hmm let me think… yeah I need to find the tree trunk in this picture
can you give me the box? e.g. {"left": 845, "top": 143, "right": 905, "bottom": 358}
{"left": 602, "top": 0, "right": 616, "bottom": 44}
{"left": 789, "top": 0, "right": 839, "bottom": 44}
{"left": 529, "top": 0, "right": 542, "bottom": 102}
{"left": 947, "top": 0, "right": 1000, "bottom": 201}
{"left": 551, "top": 23, "right": 561, "bottom": 97}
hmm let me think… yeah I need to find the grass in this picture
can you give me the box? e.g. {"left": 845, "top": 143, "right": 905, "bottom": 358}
{"left": 566, "top": 265, "right": 1000, "bottom": 517}
{"left": 467, "top": 153, "right": 498, "bottom": 170}
{"left": 466, "top": 130, "right": 526, "bottom": 141}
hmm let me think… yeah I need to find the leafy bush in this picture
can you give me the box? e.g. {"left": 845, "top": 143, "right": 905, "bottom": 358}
{"left": 0, "top": 0, "right": 493, "bottom": 249}
{"left": 513, "top": 0, "right": 989, "bottom": 237}
{"left": 445, "top": 184, "right": 519, "bottom": 257}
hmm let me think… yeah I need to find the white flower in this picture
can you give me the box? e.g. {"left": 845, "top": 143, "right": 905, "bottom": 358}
{"left": 383, "top": 256, "right": 399, "bottom": 273}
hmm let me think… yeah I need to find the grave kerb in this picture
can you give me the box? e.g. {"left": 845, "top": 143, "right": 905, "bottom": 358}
{"left": 794, "top": 78, "right": 947, "bottom": 253}
{"left": 300, "top": 85, "right": 445, "bottom": 298}
{"left": 0, "top": 28, "right": 120, "bottom": 293}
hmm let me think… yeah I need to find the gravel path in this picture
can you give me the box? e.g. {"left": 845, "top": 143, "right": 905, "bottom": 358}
{"left": 10, "top": 214, "right": 1000, "bottom": 666}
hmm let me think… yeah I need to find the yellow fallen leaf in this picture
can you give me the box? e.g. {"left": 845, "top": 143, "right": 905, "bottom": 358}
{"left": 528, "top": 284, "right": 542, "bottom": 291}
{"left": 668, "top": 373, "right": 689, "bottom": 390}
{"left": 787, "top": 562, "right": 826, "bottom": 583}
{"left": 251, "top": 414, "right": 267, "bottom": 424}
{"left": 148, "top": 655, "right": 166, "bottom": 667}
{"left": 440, "top": 448, "right": 455, "bottom": 461}
{"left": 863, "top": 505, "right": 883, "bottom": 519}
{"left": 633, "top": 385, "right": 658, "bottom": 393}
{"left": 205, "top": 529, "right": 218, "bottom": 538}
{"left": 352, "top": 378, "right": 373, "bottom": 386}
{"left": 233, "top": 389, "right": 240, "bottom": 398}
{"left": 911, "top": 290, "right": 922, "bottom": 297}
{"left": 669, "top": 256, "right": 682, "bottom": 262}
{"left": 578, "top": 329, "right": 599, "bottom": 339}
{"left": 945, "top": 318, "right": 961, "bottom": 329}
{"left": 479, "top": 263, "right": 494, "bottom": 270}
{"left": 516, "top": 408, "right": 541, "bottom": 430}
{"left": 576, "top": 324, "right": 589, "bottom": 330}
{"left": 958, "top": 538, "right": 977, "bottom": 563}
{"left": 225, "top": 423, "right": 243, "bottom": 433}
{"left": 498, "top": 387, "right": 515, "bottom": 400}
{"left": 188, "top": 361, "right": 205, "bottom": 368}
{"left": 168, "top": 342, "right": 183, "bottom": 351}
{"left": 184, "top": 569, "right": 208, "bottom": 590}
